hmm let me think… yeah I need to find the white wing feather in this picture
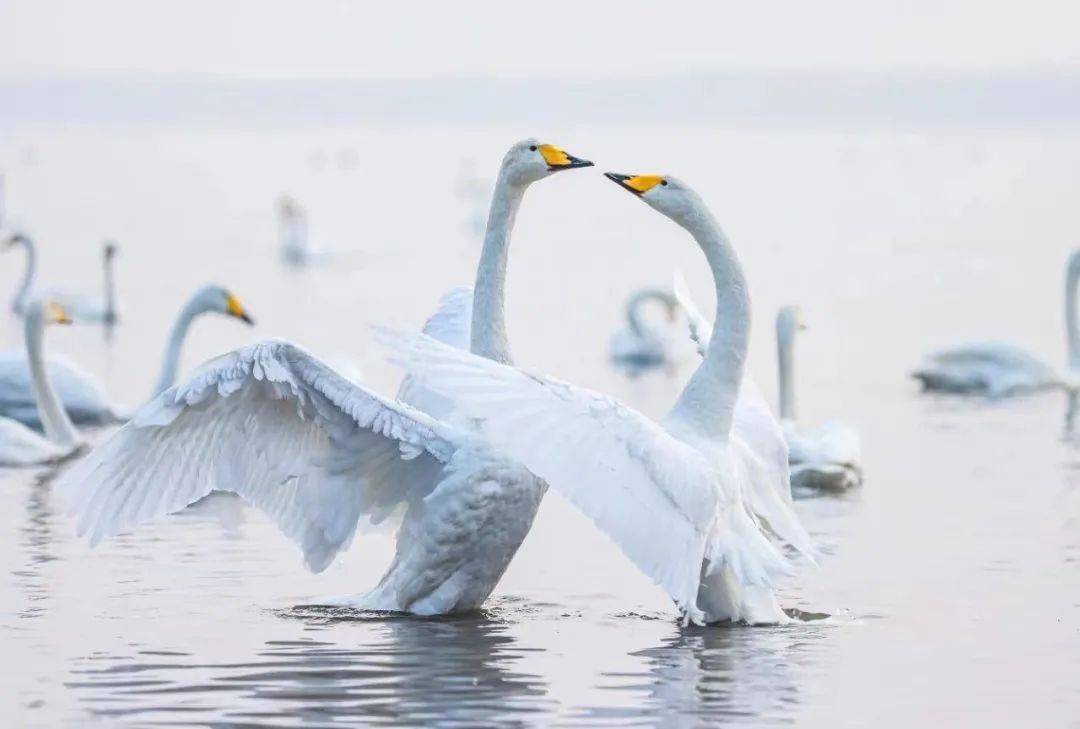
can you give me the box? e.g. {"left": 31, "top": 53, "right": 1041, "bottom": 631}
{"left": 58, "top": 339, "right": 461, "bottom": 572}
{"left": 380, "top": 328, "right": 733, "bottom": 617}
{"left": 396, "top": 286, "right": 474, "bottom": 418}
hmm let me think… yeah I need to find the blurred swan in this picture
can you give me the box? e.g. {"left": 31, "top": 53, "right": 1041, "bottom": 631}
{"left": 610, "top": 287, "right": 681, "bottom": 375}
{"left": 61, "top": 140, "right": 593, "bottom": 616}
{"left": 774, "top": 307, "right": 862, "bottom": 492}
{"left": 912, "top": 250, "right": 1080, "bottom": 397}
{"left": 4, "top": 233, "right": 118, "bottom": 324}
{"left": 278, "top": 196, "right": 319, "bottom": 265}
{"left": 0, "top": 284, "right": 254, "bottom": 428}
{"left": 385, "top": 172, "right": 814, "bottom": 625}
{"left": 0, "top": 300, "right": 84, "bottom": 466}
{"left": 673, "top": 276, "right": 862, "bottom": 492}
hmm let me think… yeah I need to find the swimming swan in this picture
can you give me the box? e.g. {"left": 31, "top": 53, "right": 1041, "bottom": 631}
{"left": 60, "top": 140, "right": 593, "bottom": 616}
{"left": 0, "top": 300, "right": 85, "bottom": 467}
{"left": 0, "top": 284, "right": 254, "bottom": 428}
{"left": 3, "top": 233, "right": 118, "bottom": 323}
{"left": 912, "top": 250, "right": 1080, "bottom": 397}
{"left": 609, "top": 287, "right": 682, "bottom": 375}
{"left": 383, "top": 171, "right": 815, "bottom": 625}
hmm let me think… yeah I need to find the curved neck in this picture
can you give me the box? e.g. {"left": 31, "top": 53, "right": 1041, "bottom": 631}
{"left": 777, "top": 318, "right": 797, "bottom": 421}
{"left": 469, "top": 172, "right": 526, "bottom": 365}
{"left": 1066, "top": 255, "right": 1080, "bottom": 369}
{"left": 25, "top": 312, "right": 80, "bottom": 447}
{"left": 152, "top": 297, "right": 203, "bottom": 396}
{"left": 626, "top": 289, "right": 678, "bottom": 337}
{"left": 103, "top": 252, "right": 117, "bottom": 321}
{"left": 668, "top": 206, "right": 750, "bottom": 440}
{"left": 12, "top": 238, "right": 36, "bottom": 314}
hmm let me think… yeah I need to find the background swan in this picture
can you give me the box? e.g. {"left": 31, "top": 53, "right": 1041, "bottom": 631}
{"left": 674, "top": 276, "right": 862, "bottom": 492}
{"left": 61, "top": 140, "right": 593, "bottom": 616}
{"left": 609, "top": 287, "right": 683, "bottom": 376}
{"left": 0, "top": 284, "right": 254, "bottom": 428}
{"left": 0, "top": 299, "right": 85, "bottom": 467}
{"left": 912, "top": 249, "right": 1080, "bottom": 397}
{"left": 385, "top": 171, "right": 814, "bottom": 625}
{"left": 4, "top": 233, "right": 118, "bottom": 324}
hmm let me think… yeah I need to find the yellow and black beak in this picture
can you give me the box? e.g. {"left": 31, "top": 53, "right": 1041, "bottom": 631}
{"left": 604, "top": 172, "right": 664, "bottom": 195}
{"left": 225, "top": 293, "right": 255, "bottom": 325}
{"left": 537, "top": 144, "right": 593, "bottom": 172}
{"left": 46, "top": 301, "right": 73, "bottom": 325}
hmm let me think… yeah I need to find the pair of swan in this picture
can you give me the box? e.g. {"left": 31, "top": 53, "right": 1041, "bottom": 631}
{"left": 5, "top": 232, "right": 118, "bottom": 324}
{"left": 913, "top": 250, "right": 1080, "bottom": 400}
{"left": 0, "top": 300, "right": 86, "bottom": 466}
{"left": 63, "top": 141, "right": 813, "bottom": 625}
{"left": 0, "top": 284, "right": 254, "bottom": 431}
{"left": 609, "top": 288, "right": 682, "bottom": 375}
{"left": 673, "top": 282, "right": 863, "bottom": 493}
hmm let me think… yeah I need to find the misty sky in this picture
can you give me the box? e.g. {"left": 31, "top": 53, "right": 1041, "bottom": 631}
{"left": 3, "top": 0, "right": 1080, "bottom": 79}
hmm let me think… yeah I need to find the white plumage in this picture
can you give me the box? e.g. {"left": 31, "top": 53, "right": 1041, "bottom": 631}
{"left": 384, "top": 172, "right": 814, "bottom": 625}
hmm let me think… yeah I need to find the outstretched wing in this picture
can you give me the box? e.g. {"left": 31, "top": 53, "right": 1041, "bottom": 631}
{"left": 59, "top": 339, "right": 460, "bottom": 572}
{"left": 397, "top": 286, "right": 474, "bottom": 419}
{"left": 381, "top": 328, "right": 720, "bottom": 616}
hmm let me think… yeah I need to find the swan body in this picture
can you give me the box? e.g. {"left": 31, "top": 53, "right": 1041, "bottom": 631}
{"left": 609, "top": 288, "right": 681, "bottom": 375}
{"left": 0, "top": 284, "right": 253, "bottom": 428}
{"left": 4, "top": 233, "right": 118, "bottom": 323}
{"left": 913, "top": 250, "right": 1080, "bottom": 397}
{"left": 912, "top": 342, "right": 1062, "bottom": 397}
{"left": 385, "top": 172, "right": 814, "bottom": 625}
{"left": 62, "top": 140, "right": 593, "bottom": 615}
{"left": 0, "top": 300, "right": 85, "bottom": 467}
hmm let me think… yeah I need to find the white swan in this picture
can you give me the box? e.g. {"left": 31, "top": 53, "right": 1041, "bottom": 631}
{"left": 912, "top": 250, "right": 1080, "bottom": 397}
{"left": 383, "top": 171, "right": 815, "bottom": 625}
{"left": 278, "top": 196, "right": 319, "bottom": 266}
{"left": 60, "top": 140, "right": 594, "bottom": 616}
{"left": 609, "top": 287, "right": 682, "bottom": 375}
{"left": 0, "top": 284, "right": 254, "bottom": 428}
{"left": 4, "top": 233, "right": 118, "bottom": 323}
{"left": 673, "top": 278, "right": 862, "bottom": 492}
{"left": 0, "top": 299, "right": 85, "bottom": 467}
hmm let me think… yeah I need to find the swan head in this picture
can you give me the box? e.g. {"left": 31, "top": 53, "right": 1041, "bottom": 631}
{"left": 1, "top": 230, "right": 31, "bottom": 252}
{"left": 26, "top": 299, "right": 73, "bottom": 327}
{"left": 500, "top": 139, "right": 592, "bottom": 186}
{"left": 103, "top": 241, "right": 118, "bottom": 260}
{"left": 603, "top": 173, "right": 704, "bottom": 225}
{"left": 777, "top": 306, "right": 807, "bottom": 336}
{"left": 193, "top": 284, "right": 255, "bottom": 325}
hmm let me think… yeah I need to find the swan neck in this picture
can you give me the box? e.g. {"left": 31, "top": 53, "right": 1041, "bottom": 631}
{"left": 1066, "top": 255, "right": 1080, "bottom": 369}
{"left": 103, "top": 251, "right": 117, "bottom": 321}
{"left": 777, "top": 319, "right": 797, "bottom": 421}
{"left": 626, "top": 289, "right": 678, "bottom": 337}
{"left": 153, "top": 297, "right": 201, "bottom": 396}
{"left": 25, "top": 311, "right": 80, "bottom": 447}
{"left": 470, "top": 173, "right": 525, "bottom": 365}
{"left": 669, "top": 208, "right": 750, "bottom": 439}
{"left": 12, "top": 238, "right": 36, "bottom": 314}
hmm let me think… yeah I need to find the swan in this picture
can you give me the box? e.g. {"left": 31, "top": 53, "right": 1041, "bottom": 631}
{"left": 672, "top": 277, "right": 862, "bottom": 492}
{"left": 4, "top": 233, "right": 118, "bottom": 323}
{"left": 912, "top": 250, "right": 1080, "bottom": 397}
{"left": 382, "top": 171, "right": 815, "bottom": 625}
{"left": 59, "top": 139, "right": 594, "bottom": 616}
{"left": 0, "top": 299, "right": 85, "bottom": 467}
{"left": 278, "top": 196, "right": 318, "bottom": 265}
{"left": 609, "top": 287, "right": 682, "bottom": 375}
{"left": 0, "top": 284, "right": 254, "bottom": 428}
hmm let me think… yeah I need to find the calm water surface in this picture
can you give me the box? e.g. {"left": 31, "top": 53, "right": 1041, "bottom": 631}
{"left": 1, "top": 124, "right": 1078, "bottom": 726}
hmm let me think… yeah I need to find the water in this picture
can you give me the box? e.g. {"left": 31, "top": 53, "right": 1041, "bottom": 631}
{"left": 2, "top": 122, "right": 1079, "bottom": 726}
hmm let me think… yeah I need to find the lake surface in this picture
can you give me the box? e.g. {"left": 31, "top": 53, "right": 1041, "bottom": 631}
{"left": 1, "top": 122, "right": 1078, "bottom": 726}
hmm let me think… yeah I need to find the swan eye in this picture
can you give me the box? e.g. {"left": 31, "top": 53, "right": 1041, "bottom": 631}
{"left": 660, "top": 180, "right": 668, "bottom": 186}
{"left": 529, "top": 145, "right": 537, "bottom": 152}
